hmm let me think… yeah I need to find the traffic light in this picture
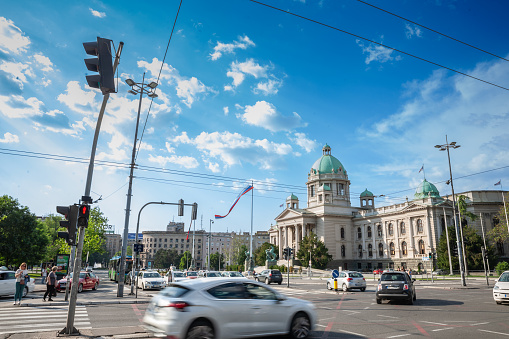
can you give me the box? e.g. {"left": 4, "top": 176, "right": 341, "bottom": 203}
{"left": 56, "top": 205, "right": 78, "bottom": 246}
{"left": 452, "top": 245, "right": 458, "bottom": 257}
{"left": 428, "top": 252, "right": 432, "bottom": 260}
{"left": 178, "top": 199, "right": 184, "bottom": 216}
{"left": 133, "top": 243, "right": 144, "bottom": 252}
{"left": 289, "top": 248, "right": 294, "bottom": 258}
{"left": 77, "top": 204, "right": 90, "bottom": 227}
{"left": 83, "top": 37, "right": 115, "bottom": 94}
{"left": 283, "top": 247, "right": 289, "bottom": 260}
{"left": 191, "top": 203, "right": 198, "bottom": 220}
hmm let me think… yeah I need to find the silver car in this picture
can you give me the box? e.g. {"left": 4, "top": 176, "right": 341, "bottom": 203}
{"left": 143, "top": 277, "right": 316, "bottom": 339}
{"left": 493, "top": 270, "right": 509, "bottom": 305}
{"left": 0, "top": 270, "right": 35, "bottom": 297}
{"left": 326, "top": 271, "right": 366, "bottom": 292}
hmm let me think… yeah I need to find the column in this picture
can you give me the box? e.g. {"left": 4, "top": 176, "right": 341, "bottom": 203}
{"left": 295, "top": 224, "right": 301, "bottom": 254}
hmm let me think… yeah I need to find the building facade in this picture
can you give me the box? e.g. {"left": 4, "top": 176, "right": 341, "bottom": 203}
{"left": 270, "top": 144, "right": 508, "bottom": 271}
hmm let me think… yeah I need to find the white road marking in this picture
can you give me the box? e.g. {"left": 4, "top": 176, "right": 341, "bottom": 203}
{"left": 478, "top": 329, "right": 509, "bottom": 336}
{"left": 378, "top": 314, "right": 399, "bottom": 319}
{"left": 420, "top": 321, "right": 448, "bottom": 326}
{"left": 387, "top": 334, "right": 411, "bottom": 338}
{"left": 432, "top": 327, "right": 454, "bottom": 332}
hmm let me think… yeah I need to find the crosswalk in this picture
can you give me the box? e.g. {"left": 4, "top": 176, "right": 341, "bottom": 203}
{"left": 0, "top": 305, "right": 91, "bottom": 335}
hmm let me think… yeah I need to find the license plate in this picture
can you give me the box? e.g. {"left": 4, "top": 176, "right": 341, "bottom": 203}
{"left": 387, "top": 286, "right": 399, "bottom": 289}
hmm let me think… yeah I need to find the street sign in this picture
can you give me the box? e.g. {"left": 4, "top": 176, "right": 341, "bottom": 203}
{"left": 332, "top": 269, "right": 339, "bottom": 278}
{"left": 422, "top": 257, "right": 430, "bottom": 261}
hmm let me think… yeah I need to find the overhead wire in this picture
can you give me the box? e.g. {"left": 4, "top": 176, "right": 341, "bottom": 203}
{"left": 247, "top": 0, "right": 509, "bottom": 92}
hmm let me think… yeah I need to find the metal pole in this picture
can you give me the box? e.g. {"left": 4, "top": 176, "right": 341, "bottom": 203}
{"left": 443, "top": 206, "right": 453, "bottom": 275}
{"left": 249, "top": 181, "right": 254, "bottom": 272}
{"left": 118, "top": 73, "right": 145, "bottom": 297}
{"left": 481, "top": 246, "right": 489, "bottom": 286}
{"left": 445, "top": 135, "right": 466, "bottom": 286}
{"left": 192, "top": 219, "right": 196, "bottom": 270}
{"left": 457, "top": 206, "right": 468, "bottom": 276}
{"left": 500, "top": 186, "right": 509, "bottom": 236}
{"left": 208, "top": 220, "right": 213, "bottom": 270}
{"left": 479, "top": 212, "right": 490, "bottom": 276}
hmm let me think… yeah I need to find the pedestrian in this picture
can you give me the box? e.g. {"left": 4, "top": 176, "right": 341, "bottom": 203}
{"left": 43, "top": 266, "right": 57, "bottom": 302}
{"left": 41, "top": 264, "right": 47, "bottom": 284}
{"left": 14, "top": 262, "right": 28, "bottom": 305}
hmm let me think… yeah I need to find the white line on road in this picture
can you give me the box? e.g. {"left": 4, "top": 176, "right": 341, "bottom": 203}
{"left": 378, "top": 314, "right": 399, "bottom": 319}
{"left": 387, "top": 334, "right": 411, "bottom": 338}
{"left": 432, "top": 327, "right": 454, "bottom": 332}
{"left": 340, "top": 329, "right": 366, "bottom": 337}
{"left": 420, "top": 321, "right": 448, "bottom": 326}
{"left": 478, "top": 329, "right": 509, "bottom": 336}
{"left": 472, "top": 322, "right": 490, "bottom": 326}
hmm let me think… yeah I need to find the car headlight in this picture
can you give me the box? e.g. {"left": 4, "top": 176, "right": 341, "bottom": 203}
{"left": 493, "top": 285, "right": 499, "bottom": 290}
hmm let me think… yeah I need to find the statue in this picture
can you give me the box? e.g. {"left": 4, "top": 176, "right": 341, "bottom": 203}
{"left": 245, "top": 250, "right": 250, "bottom": 258}
{"left": 265, "top": 246, "right": 277, "bottom": 261}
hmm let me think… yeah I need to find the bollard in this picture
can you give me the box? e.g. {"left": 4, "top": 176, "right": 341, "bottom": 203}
{"left": 333, "top": 278, "right": 338, "bottom": 291}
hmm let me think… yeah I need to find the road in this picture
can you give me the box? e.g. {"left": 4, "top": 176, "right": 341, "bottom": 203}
{"left": 1, "top": 271, "right": 507, "bottom": 338}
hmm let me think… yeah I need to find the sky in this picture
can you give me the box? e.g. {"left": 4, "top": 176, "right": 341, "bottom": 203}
{"left": 1, "top": 0, "right": 508, "bottom": 237}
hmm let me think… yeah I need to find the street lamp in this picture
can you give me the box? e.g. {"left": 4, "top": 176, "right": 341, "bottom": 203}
{"left": 117, "top": 73, "right": 159, "bottom": 297}
{"left": 435, "top": 135, "right": 466, "bottom": 286}
{"left": 208, "top": 219, "right": 214, "bottom": 270}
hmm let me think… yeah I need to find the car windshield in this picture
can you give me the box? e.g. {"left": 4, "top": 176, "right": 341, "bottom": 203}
{"left": 173, "top": 272, "right": 185, "bottom": 277}
{"left": 143, "top": 272, "right": 161, "bottom": 278}
{"left": 381, "top": 273, "right": 406, "bottom": 281}
{"left": 160, "top": 285, "right": 190, "bottom": 298}
{"left": 68, "top": 272, "right": 87, "bottom": 279}
{"left": 229, "top": 272, "right": 243, "bottom": 277}
{"left": 207, "top": 272, "right": 221, "bottom": 277}
{"left": 499, "top": 272, "right": 509, "bottom": 282}
{"left": 349, "top": 272, "right": 363, "bottom": 278}
{"left": 186, "top": 271, "right": 198, "bottom": 276}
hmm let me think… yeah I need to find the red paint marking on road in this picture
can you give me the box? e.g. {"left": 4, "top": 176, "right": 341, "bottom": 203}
{"left": 320, "top": 322, "right": 333, "bottom": 338}
{"left": 131, "top": 304, "right": 144, "bottom": 322}
{"left": 412, "top": 320, "right": 430, "bottom": 337}
{"left": 336, "top": 293, "right": 346, "bottom": 309}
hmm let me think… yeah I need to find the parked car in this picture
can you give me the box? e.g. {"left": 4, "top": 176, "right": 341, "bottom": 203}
{"left": 185, "top": 271, "right": 199, "bottom": 279}
{"left": 255, "top": 269, "right": 283, "bottom": 285}
{"left": 0, "top": 270, "right": 35, "bottom": 297}
{"left": 373, "top": 268, "right": 383, "bottom": 275}
{"left": 493, "top": 270, "right": 509, "bottom": 305}
{"left": 199, "top": 271, "right": 223, "bottom": 278}
{"left": 326, "top": 271, "right": 366, "bottom": 291}
{"left": 221, "top": 271, "right": 245, "bottom": 278}
{"left": 376, "top": 271, "right": 416, "bottom": 304}
{"left": 433, "top": 269, "right": 446, "bottom": 275}
{"left": 137, "top": 271, "right": 165, "bottom": 290}
{"left": 143, "top": 277, "right": 316, "bottom": 339}
{"left": 56, "top": 271, "right": 99, "bottom": 293}
{"left": 165, "top": 271, "right": 186, "bottom": 285}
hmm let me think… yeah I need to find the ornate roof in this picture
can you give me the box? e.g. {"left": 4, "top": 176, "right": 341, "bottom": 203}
{"left": 360, "top": 188, "right": 374, "bottom": 197}
{"left": 414, "top": 179, "right": 440, "bottom": 199}
{"left": 311, "top": 144, "right": 346, "bottom": 175}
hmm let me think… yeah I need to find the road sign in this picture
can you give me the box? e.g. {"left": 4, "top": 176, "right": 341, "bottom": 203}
{"left": 422, "top": 257, "right": 430, "bottom": 261}
{"left": 332, "top": 269, "right": 339, "bottom": 278}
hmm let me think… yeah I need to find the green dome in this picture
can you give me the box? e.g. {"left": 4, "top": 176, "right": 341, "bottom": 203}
{"left": 360, "top": 188, "right": 374, "bottom": 197}
{"left": 287, "top": 193, "right": 298, "bottom": 200}
{"left": 311, "top": 144, "right": 346, "bottom": 174}
{"left": 414, "top": 179, "right": 440, "bottom": 199}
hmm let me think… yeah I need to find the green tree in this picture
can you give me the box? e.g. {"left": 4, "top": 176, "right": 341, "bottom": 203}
{"left": 237, "top": 244, "right": 248, "bottom": 265}
{"left": 488, "top": 195, "right": 509, "bottom": 246}
{"left": 114, "top": 246, "right": 133, "bottom": 257}
{"left": 0, "top": 195, "right": 49, "bottom": 266}
{"left": 179, "top": 251, "right": 192, "bottom": 270}
{"left": 209, "top": 252, "right": 225, "bottom": 270}
{"left": 457, "top": 195, "right": 478, "bottom": 222}
{"left": 154, "top": 249, "right": 181, "bottom": 268}
{"left": 39, "top": 214, "right": 63, "bottom": 263}
{"left": 296, "top": 234, "right": 332, "bottom": 269}
{"left": 254, "top": 242, "right": 278, "bottom": 266}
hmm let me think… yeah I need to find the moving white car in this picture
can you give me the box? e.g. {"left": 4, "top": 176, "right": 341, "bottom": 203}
{"left": 137, "top": 271, "right": 165, "bottom": 290}
{"left": 0, "top": 270, "right": 35, "bottom": 297}
{"left": 326, "top": 271, "right": 366, "bottom": 291}
{"left": 143, "top": 277, "right": 316, "bottom": 339}
{"left": 493, "top": 270, "right": 509, "bottom": 305}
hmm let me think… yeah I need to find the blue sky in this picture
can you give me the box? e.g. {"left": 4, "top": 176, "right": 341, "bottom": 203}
{"left": 1, "top": 0, "right": 508, "bottom": 236}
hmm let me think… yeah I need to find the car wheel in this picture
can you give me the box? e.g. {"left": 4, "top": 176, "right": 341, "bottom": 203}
{"left": 360, "top": 287, "right": 366, "bottom": 292}
{"left": 278, "top": 281, "right": 282, "bottom": 285}
{"left": 265, "top": 278, "right": 270, "bottom": 284}
{"left": 255, "top": 277, "right": 259, "bottom": 282}
{"left": 407, "top": 297, "right": 413, "bottom": 305}
{"left": 376, "top": 298, "right": 382, "bottom": 304}
{"left": 22, "top": 286, "right": 28, "bottom": 297}
{"left": 142, "top": 284, "right": 145, "bottom": 291}
{"left": 92, "top": 282, "right": 98, "bottom": 290}
{"left": 289, "top": 312, "right": 311, "bottom": 339}
{"left": 327, "top": 282, "right": 331, "bottom": 290}
{"left": 78, "top": 284, "right": 83, "bottom": 293}
{"left": 413, "top": 293, "right": 416, "bottom": 301}
{"left": 342, "top": 283, "right": 348, "bottom": 292}
{"left": 186, "top": 320, "right": 214, "bottom": 339}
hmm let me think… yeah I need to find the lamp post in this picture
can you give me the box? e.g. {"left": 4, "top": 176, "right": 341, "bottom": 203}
{"left": 208, "top": 219, "right": 214, "bottom": 270}
{"left": 117, "top": 73, "right": 158, "bottom": 297}
{"left": 435, "top": 135, "right": 466, "bottom": 286}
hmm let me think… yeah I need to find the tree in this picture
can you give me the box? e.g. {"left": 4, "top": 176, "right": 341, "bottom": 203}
{"left": 457, "top": 195, "right": 478, "bottom": 222}
{"left": 254, "top": 242, "right": 278, "bottom": 266}
{"left": 209, "top": 252, "right": 224, "bottom": 270}
{"left": 0, "top": 195, "right": 49, "bottom": 267}
{"left": 488, "top": 195, "right": 509, "bottom": 246}
{"left": 179, "top": 251, "right": 192, "bottom": 270}
{"left": 237, "top": 245, "right": 248, "bottom": 265}
{"left": 296, "top": 234, "right": 332, "bottom": 269}
{"left": 114, "top": 246, "right": 133, "bottom": 257}
{"left": 154, "top": 249, "right": 181, "bottom": 268}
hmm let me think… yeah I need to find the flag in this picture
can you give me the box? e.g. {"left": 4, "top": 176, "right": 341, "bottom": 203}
{"left": 186, "top": 220, "right": 192, "bottom": 241}
{"left": 215, "top": 185, "right": 253, "bottom": 219}
{"left": 280, "top": 203, "right": 284, "bottom": 208}
{"left": 494, "top": 180, "right": 501, "bottom": 186}
{"left": 418, "top": 165, "right": 424, "bottom": 173}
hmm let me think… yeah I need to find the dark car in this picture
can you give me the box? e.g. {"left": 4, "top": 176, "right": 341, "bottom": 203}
{"left": 376, "top": 271, "right": 416, "bottom": 304}
{"left": 255, "top": 269, "right": 282, "bottom": 285}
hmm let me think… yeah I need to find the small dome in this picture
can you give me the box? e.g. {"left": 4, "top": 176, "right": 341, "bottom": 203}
{"left": 360, "top": 188, "right": 374, "bottom": 197}
{"left": 311, "top": 145, "right": 346, "bottom": 174}
{"left": 414, "top": 179, "right": 440, "bottom": 199}
{"left": 287, "top": 193, "right": 298, "bottom": 201}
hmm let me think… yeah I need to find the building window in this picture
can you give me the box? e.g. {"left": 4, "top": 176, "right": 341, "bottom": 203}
{"left": 390, "top": 242, "right": 395, "bottom": 256}
{"left": 340, "top": 227, "right": 345, "bottom": 239}
{"left": 388, "top": 223, "right": 394, "bottom": 236}
{"left": 358, "top": 245, "right": 363, "bottom": 258}
{"left": 368, "top": 244, "right": 373, "bottom": 257}
{"left": 378, "top": 243, "right": 384, "bottom": 257}
{"left": 341, "top": 245, "right": 345, "bottom": 257}
{"left": 417, "top": 219, "right": 423, "bottom": 233}
{"left": 418, "top": 240, "right": 425, "bottom": 254}
{"left": 367, "top": 226, "right": 372, "bottom": 238}
{"left": 357, "top": 227, "right": 362, "bottom": 239}
{"left": 400, "top": 222, "right": 406, "bottom": 235}
{"left": 310, "top": 185, "right": 314, "bottom": 197}
{"left": 401, "top": 241, "right": 407, "bottom": 256}
{"left": 318, "top": 195, "right": 322, "bottom": 202}
{"left": 337, "top": 183, "right": 344, "bottom": 195}
{"left": 377, "top": 225, "right": 383, "bottom": 237}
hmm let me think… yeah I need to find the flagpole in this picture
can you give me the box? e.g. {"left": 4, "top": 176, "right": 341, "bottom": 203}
{"left": 249, "top": 180, "right": 254, "bottom": 273}
{"left": 499, "top": 182, "right": 509, "bottom": 236}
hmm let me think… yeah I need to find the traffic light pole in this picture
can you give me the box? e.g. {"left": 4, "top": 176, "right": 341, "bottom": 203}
{"left": 61, "top": 40, "right": 123, "bottom": 336}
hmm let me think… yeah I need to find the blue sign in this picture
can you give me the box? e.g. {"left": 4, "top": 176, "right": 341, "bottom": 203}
{"left": 332, "top": 269, "right": 339, "bottom": 278}
{"left": 128, "top": 233, "right": 143, "bottom": 240}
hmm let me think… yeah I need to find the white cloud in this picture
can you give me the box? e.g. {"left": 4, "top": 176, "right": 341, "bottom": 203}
{"left": 0, "top": 17, "right": 30, "bottom": 55}
{"left": 253, "top": 78, "right": 283, "bottom": 96}
{"left": 148, "top": 154, "right": 199, "bottom": 168}
{"left": 176, "top": 77, "right": 211, "bottom": 108}
{"left": 356, "top": 37, "right": 402, "bottom": 65}
{"left": 0, "top": 61, "right": 32, "bottom": 89}
{"left": 223, "top": 106, "right": 229, "bottom": 116}
{"left": 405, "top": 24, "right": 423, "bottom": 39}
{"left": 210, "top": 35, "right": 255, "bottom": 60}
{"left": 0, "top": 132, "right": 19, "bottom": 143}
{"left": 239, "top": 101, "right": 306, "bottom": 132}
{"left": 290, "top": 132, "right": 317, "bottom": 153}
{"left": 0, "top": 94, "right": 44, "bottom": 118}
{"left": 89, "top": 8, "right": 106, "bottom": 18}
{"left": 57, "top": 81, "right": 97, "bottom": 115}
{"left": 165, "top": 141, "right": 175, "bottom": 153}
{"left": 32, "top": 53, "right": 54, "bottom": 72}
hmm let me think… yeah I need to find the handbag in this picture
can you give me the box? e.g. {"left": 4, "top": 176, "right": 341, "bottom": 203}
{"left": 24, "top": 275, "right": 30, "bottom": 284}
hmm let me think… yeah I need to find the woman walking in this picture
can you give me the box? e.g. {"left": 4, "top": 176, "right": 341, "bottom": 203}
{"left": 43, "top": 266, "right": 57, "bottom": 302}
{"left": 14, "top": 263, "right": 28, "bottom": 305}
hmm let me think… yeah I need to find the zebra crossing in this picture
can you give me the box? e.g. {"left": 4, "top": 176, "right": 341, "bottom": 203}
{"left": 0, "top": 305, "right": 91, "bottom": 335}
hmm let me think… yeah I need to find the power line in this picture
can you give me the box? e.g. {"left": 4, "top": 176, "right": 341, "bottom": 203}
{"left": 247, "top": 0, "right": 509, "bottom": 92}
{"left": 356, "top": 0, "right": 509, "bottom": 63}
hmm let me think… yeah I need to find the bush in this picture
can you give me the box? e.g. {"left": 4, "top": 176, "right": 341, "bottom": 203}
{"left": 495, "top": 261, "right": 509, "bottom": 275}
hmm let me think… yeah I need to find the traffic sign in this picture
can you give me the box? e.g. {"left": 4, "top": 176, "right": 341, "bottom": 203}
{"left": 332, "top": 269, "right": 339, "bottom": 278}
{"left": 422, "top": 257, "right": 429, "bottom": 261}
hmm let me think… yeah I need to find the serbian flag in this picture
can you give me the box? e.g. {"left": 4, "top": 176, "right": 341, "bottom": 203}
{"left": 215, "top": 185, "right": 253, "bottom": 219}
{"left": 494, "top": 180, "right": 501, "bottom": 186}
{"left": 186, "top": 220, "right": 192, "bottom": 241}
{"left": 418, "top": 165, "right": 424, "bottom": 173}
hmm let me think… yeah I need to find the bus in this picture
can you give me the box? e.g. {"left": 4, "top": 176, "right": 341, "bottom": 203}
{"left": 108, "top": 255, "right": 133, "bottom": 282}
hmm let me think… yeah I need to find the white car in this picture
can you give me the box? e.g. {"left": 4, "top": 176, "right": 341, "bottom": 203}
{"left": 221, "top": 271, "right": 246, "bottom": 278}
{"left": 0, "top": 270, "right": 35, "bottom": 297}
{"left": 144, "top": 277, "right": 316, "bottom": 339}
{"left": 137, "top": 271, "right": 165, "bottom": 290}
{"left": 326, "top": 271, "right": 366, "bottom": 292}
{"left": 164, "top": 271, "right": 186, "bottom": 284}
{"left": 198, "top": 271, "right": 223, "bottom": 278}
{"left": 493, "top": 270, "right": 509, "bottom": 305}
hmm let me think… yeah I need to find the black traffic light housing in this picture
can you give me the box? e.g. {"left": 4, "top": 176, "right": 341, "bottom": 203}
{"left": 77, "top": 204, "right": 90, "bottom": 227}
{"left": 178, "top": 199, "right": 184, "bottom": 216}
{"left": 133, "top": 243, "right": 144, "bottom": 252}
{"left": 56, "top": 205, "right": 78, "bottom": 246}
{"left": 191, "top": 202, "right": 198, "bottom": 220}
{"left": 83, "top": 37, "right": 115, "bottom": 94}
